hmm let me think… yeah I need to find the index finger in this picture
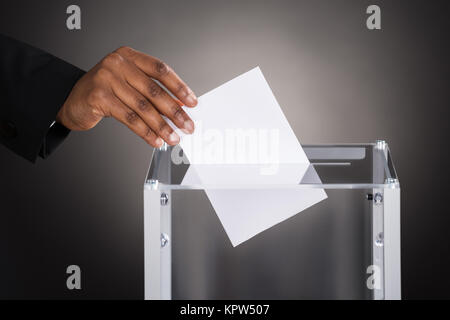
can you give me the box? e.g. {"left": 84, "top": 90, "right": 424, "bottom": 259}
{"left": 115, "top": 46, "right": 198, "bottom": 108}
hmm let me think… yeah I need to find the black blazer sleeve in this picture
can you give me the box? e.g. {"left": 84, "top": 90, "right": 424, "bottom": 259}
{"left": 0, "top": 34, "right": 85, "bottom": 163}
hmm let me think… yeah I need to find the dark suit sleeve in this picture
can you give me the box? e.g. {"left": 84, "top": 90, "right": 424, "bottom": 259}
{"left": 0, "top": 34, "right": 85, "bottom": 163}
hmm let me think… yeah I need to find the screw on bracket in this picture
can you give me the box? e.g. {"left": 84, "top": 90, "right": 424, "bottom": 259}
{"left": 374, "top": 193, "right": 383, "bottom": 205}
{"left": 386, "top": 178, "right": 399, "bottom": 184}
{"left": 385, "top": 178, "right": 400, "bottom": 188}
{"left": 375, "top": 139, "right": 386, "bottom": 149}
{"left": 147, "top": 179, "right": 159, "bottom": 190}
{"left": 375, "top": 232, "right": 384, "bottom": 247}
{"left": 160, "top": 193, "right": 169, "bottom": 206}
{"left": 161, "top": 233, "right": 170, "bottom": 248}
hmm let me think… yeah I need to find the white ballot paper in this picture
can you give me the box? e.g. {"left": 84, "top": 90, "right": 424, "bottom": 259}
{"left": 171, "top": 67, "right": 327, "bottom": 246}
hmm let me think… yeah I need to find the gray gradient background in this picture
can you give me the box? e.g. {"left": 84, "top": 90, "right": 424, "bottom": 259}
{"left": 0, "top": 0, "right": 449, "bottom": 299}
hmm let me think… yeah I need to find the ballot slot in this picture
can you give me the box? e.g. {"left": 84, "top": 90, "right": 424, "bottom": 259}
{"left": 311, "top": 162, "right": 352, "bottom": 166}
{"left": 159, "top": 144, "right": 378, "bottom": 187}
{"left": 304, "top": 146, "right": 366, "bottom": 160}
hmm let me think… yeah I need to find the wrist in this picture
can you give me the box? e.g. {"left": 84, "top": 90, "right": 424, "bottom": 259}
{"left": 55, "top": 105, "right": 66, "bottom": 125}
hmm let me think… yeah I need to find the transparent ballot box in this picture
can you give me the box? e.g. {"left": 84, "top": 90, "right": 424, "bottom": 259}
{"left": 144, "top": 141, "right": 401, "bottom": 300}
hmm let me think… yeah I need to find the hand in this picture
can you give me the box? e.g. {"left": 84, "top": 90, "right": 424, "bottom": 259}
{"left": 56, "top": 46, "right": 198, "bottom": 148}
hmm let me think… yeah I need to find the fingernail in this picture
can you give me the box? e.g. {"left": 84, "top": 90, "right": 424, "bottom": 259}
{"left": 168, "top": 132, "right": 180, "bottom": 144}
{"left": 186, "top": 94, "right": 198, "bottom": 107}
{"left": 183, "top": 120, "right": 195, "bottom": 134}
{"left": 155, "top": 137, "right": 163, "bottom": 148}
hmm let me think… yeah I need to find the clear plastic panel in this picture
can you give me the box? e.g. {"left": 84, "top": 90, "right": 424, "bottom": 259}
{"left": 146, "top": 143, "right": 399, "bottom": 190}
{"left": 171, "top": 188, "right": 374, "bottom": 299}
{"left": 144, "top": 142, "right": 401, "bottom": 300}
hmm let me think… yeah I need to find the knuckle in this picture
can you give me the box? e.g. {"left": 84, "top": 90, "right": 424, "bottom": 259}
{"left": 171, "top": 104, "right": 184, "bottom": 119}
{"left": 125, "top": 111, "right": 139, "bottom": 124}
{"left": 115, "top": 46, "right": 134, "bottom": 56}
{"left": 95, "top": 67, "right": 112, "bottom": 81}
{"left": 148, "top": 81, "right": 162, "bottom": 98}
{"left": 137, "top": 98, "right": 150, "bottom": 112}
{"left": 157, "top": 121, "right": 170, "bottom": 134}
{"left": 103, "top": 52, "right": 124, "bottom": 67}
{"left": 87, "top": 88, "right": 107, "bottom": 105}
{"left": 154, "top": 59, "right": 170, "bottom": 76}
{"left": 176, "top": 83, "right": 190, "bottom": 98}
{"left": 145, "top": 127, "right": 156, "bottom": 138}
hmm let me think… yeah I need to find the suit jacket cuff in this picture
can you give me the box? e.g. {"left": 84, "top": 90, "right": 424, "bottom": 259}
{"left": 38, "top": 121, "right": 72, "bottom": 159}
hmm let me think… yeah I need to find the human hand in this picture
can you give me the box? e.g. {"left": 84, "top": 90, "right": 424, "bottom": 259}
{"left": 56, "top": 46, "right": 197, "bottom": 148}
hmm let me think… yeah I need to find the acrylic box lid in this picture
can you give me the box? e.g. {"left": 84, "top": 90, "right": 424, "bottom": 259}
{"left": 145, "top": 141, "right": 399, "bottom": 190}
